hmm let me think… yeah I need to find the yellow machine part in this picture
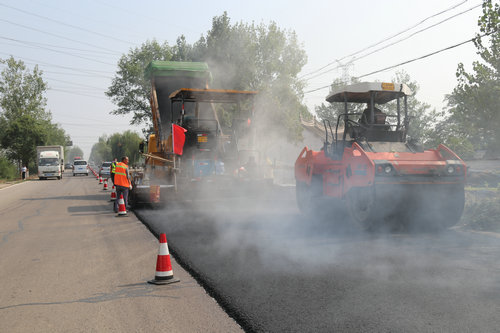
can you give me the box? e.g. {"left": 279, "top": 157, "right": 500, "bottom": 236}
{"left": 147, "top": 134, "right": 173, "bottom": 167}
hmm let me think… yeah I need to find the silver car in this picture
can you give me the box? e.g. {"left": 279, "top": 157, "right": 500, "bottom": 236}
{"left": 99, "top": 162, "right": 112, "bottom": 178}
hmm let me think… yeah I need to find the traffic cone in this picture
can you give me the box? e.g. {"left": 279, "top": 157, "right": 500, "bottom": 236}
{"left": 148, "top": 233, "right": 179, "bottom": 285}
{"left": 116, "top": 194, "right": 127, "bottom": 216}
{"left": 99, "top": 176, "right": 103, "bottom": 184}
{"left": 103, "top": 179, "right": 108, "bottom": 190}
{"left": 110, "top": 185, "right": 116, "bottom": 201}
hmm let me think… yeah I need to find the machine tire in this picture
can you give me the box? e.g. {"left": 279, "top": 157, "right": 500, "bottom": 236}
{"left": 296, "top": 175, "right": 323, "bottom": 215}
{"left": 346, "top": 186, "right": 378, "bottom": 231}
{"left": 427, "top": 185, "right": 465, "bottom": 230}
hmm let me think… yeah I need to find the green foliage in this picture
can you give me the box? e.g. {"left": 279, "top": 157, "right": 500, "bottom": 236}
{"left": 66, "top": 146, "right": 84, "bottom": 161}
{"left": 0, "top": 154, "right": 17, "bottom": 179}
{"left": 105, "top": 13, "right": 310, "bottom": 143}
{"left": 315, "top": 77, "right": 363, "bottom": 124}
{"left": 462, "top": 190, "right": 500, "bottom": 231}
{"left": 436, "top": 0, "right": 500, "bottom": 157}
{"left": 317, "top": 71, "right": 434, "bottom": 144}
{"left": 0, "top": 56, "right": 70, "bottom": 168}
{"left": 89, "top": 135, "right": 112, "bottom": 164}
{"left": 108, "top": 130, "right": 143, "bottom": 166}
{"left": 89, "top": 131, "right": 143, "bottom": 166}
{"left": 196, "top": 13, "right": 309, "bottom": 142}
{"left": 105, "top": 40, "right": 174, "bottom": 126}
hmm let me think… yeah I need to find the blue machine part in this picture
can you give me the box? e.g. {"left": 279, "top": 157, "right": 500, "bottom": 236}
{"left": 194, "top": 159, "right": 214, "bottom": 177}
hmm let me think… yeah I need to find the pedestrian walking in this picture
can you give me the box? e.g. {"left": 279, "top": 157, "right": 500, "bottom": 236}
{"left": 21, "top": 166, "right": 27, "bottom": 180}
{"left": 113, "top": 156, "right": 132, "bottom": 213}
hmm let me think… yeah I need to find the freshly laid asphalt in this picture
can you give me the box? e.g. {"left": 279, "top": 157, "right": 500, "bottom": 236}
{"left": 135, "top": 189, "right": 500, "bottom": 332}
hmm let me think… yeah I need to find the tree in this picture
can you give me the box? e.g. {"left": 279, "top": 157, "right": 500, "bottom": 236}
{"left": 67, "top": 146, "right": 84, "bottom": 161}
{"left": 0, "top": 152, "right": 17, "bottom": 179}
{"left": 105, "top": 40, "right": 174, "bottom": 126}
{"left": 89, "top": 131, "right": 143, "bottom": 166}
{"left": 0, "top": 57, "right": 71, "bottom": 169}
{"left": 0, "top": 56, "right": 70, "bottom": 169}
{"left": 315, "top": 71, "right": 433, "bottom": 143}
{"left": 108, "top": 130, "right": 143, "bottom": 166}
{"left": 193, "top": 13, "right": 309, "bottom": 142}
{"left": 89, "top": 135, "right": 112, "bottom": 165}
{"left": 105, "top": 13, "right": 311, "bottom": 143}
{"left": 315, "top": 77, "right": 363, "bottom": 124}
{"left": 440, "top": 0, "right": 500, "bottom": 157}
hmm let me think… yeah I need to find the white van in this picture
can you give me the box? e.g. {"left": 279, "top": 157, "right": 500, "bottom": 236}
{"left": 73, "top": 160, "right": 89, "bottom": 176}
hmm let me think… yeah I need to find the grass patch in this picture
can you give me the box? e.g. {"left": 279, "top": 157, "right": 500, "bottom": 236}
{"left": 462, "top": 190, "right": 500, "bottom": 232}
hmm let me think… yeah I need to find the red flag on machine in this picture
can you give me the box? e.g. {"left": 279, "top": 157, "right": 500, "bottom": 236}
{"left": 172, "top": 124, "right": 187, "bottom": 155}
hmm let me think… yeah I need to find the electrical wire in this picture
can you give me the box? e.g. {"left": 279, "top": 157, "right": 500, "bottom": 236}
{"left": 303, "top": 3, "right": 482, "bottom": 82}
{"left": 300, "top": 0, "right": 478, "bottom": 80}
{"left": 0, "top": 36, "right": 118, "bottom": 56}
{"left": 0, "top": 2, "right": 137, "bottom": 45}
{"left": 303, "top": 30, "right": 493, "bottom": 95}
{"left": 0, "top": 51, "right": 115, "bottom": 77}
{"left": 0, "top": 37, "right": 117, "bottom": 66}
{"left": 0, "top": 18, "right": 122, "bottom": 55}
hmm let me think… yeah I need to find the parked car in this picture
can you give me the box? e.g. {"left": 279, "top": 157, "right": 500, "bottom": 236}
{"left": 65, "top": 163, "right": 73, "bottom": 170}
{"left": 73, "top": 160, "right": 89, "bottom": 176}
{"left": 99, "top": 161, "right": 112, "bottom": 178}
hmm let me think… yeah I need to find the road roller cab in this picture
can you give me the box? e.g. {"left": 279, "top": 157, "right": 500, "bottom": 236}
{"left": 295, "top": 82, "right": 467, "bottom": 231}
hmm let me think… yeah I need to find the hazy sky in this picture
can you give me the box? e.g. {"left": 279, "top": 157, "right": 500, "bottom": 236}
{"left": 0, "top": 0, "right": 485, "bottom": 158}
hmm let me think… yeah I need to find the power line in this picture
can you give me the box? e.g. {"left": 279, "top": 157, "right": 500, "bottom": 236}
{"left": 0, "top": 51, "right": 115, "bottom": 77}
{"left": 303, "top": 3, "right": 482, "bottom": 82}
{"left": 45, "top": 77, "right": 107, "bottom": 91}
{"left": 0, "top": 2, "right": 137, "bottom": 45}
{"left": 0, "top": 36, "right": 117, "bottom": 66}
{"left": 0, "top": 35, "right": 118, "bottom": 56}
{"left": 300, "top": 0, "right": 476, "bottom": 80}
{"left": 25, "top": 0, "right": 148, "bottom": 40}
{"left": 303, "top": 31, "right": 491, "bottom": 95}
{"left": 89, "top": 0, "right": 199, "bottom": 35}
{"left": 354, "top": 31, "right": 492, "bottom": 80}
{"left": 0, "top": 18, "right": 122, "bottom": 55}
{"left": 50, "top": 88, "right": 108, "bottom": 99}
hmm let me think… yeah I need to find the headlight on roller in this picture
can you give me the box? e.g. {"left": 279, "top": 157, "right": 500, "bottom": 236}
{"left": 374, "top": 160, "right": 397, "bottom": 176}
{"left": 444, "top": 160, "right": 465, "bottom": 176}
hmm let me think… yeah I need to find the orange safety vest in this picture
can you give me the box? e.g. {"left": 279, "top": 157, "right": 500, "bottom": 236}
{"left": 114, "top": 162, "right": 130, "bottom": 187}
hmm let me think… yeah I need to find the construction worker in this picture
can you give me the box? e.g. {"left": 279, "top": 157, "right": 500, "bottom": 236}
{"left": 360, "top": 104, "right": 389, "bottom": 129}
{"left": 110, "top": 158, "right": 118, "bottom": 184}
{"left": 113, "top": 156, "right": 132, "bottom": 213}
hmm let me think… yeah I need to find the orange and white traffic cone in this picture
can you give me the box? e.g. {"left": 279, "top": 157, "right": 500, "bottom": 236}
{"left": 103, "top": 179, "right": 108, "bottom": 190}
{"left": 148, "top": 233, "right": 179, "bottom": 285}
{"left": 99, "top": 176, "right": 103, "bottom": 184}
{"left": 116, "top": 194, "right": 127, "bottom": 216}
{"left": 110, "top": 185, "right": 116, "bottom": 201}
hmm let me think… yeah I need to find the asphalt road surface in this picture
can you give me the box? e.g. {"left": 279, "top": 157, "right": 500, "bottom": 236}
{"left": 135, "top": 188, "right": 500, "bottom": 332}
{"left": 0, "top": 172, "right": 242, "bottom": 332}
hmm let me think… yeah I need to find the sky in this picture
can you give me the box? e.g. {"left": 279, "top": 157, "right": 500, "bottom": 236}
{"left": 0, "top": 0, "right": 486, "bottom": 158}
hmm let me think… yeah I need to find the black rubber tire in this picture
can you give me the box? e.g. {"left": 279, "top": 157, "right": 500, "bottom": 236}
{"left": 296, "top": 175, "right": 323, "bottom": 215}
{"left": 346, "top": 186, "right": 378, "bottom": 231}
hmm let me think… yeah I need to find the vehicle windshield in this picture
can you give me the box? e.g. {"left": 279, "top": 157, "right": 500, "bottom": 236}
{"left": 74, "top": 161, "right": 87, "bottom": 166}
{"left": 101, "top": 162, "right": 111, "bottom": 168}
{"left": 39, "top": 158, "right": 59, "bottom": 166}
